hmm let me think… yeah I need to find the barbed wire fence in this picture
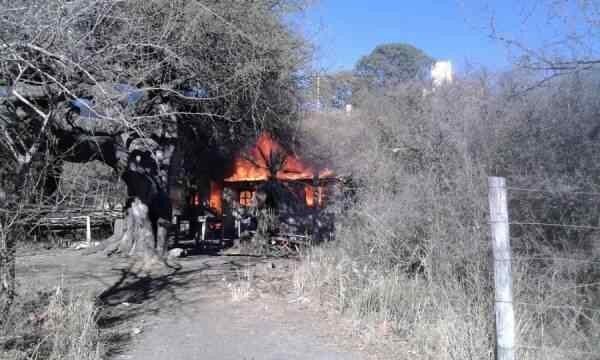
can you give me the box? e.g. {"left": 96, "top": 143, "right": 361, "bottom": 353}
{"left": 488, "top": 177, "right": 600, "bottom": 360}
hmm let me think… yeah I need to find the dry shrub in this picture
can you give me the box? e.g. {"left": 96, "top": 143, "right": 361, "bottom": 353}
{"left": 229, "top": 268, "right": 255, "bottom": 302}
{"left": 294, "top": 247, "right": 494, "bottom": 359}
{"left": 295, "top": 71, "right": 600, "bottom": 358}
{"left": 0, "top": 285, "right": 102, "bottom": 360}
{"left": 512, "top": 254, "right": 600, "bottom": 360}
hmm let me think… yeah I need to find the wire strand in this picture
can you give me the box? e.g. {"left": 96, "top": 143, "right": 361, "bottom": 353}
{"left": 513, "top": 256, "right": 600, "bottom": 265}
{"left": 510, "top": 221, "right": 600, "bottom": 231}
{"left": 514, "top": 301, "right": 600, "bottom": 314}
{"left": 507, "top": 186, "right": 600, "bottom": 197}
{"left": 517, "top": 344, "right": 598, "bottom": 357}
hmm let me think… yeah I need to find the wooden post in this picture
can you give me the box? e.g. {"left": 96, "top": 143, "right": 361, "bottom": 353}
{"left": 488, "top": 177, "right": 516, "bottom": 360}
{"left": 316, "top": 72, "right": 321, "bottom": 111}
{"left": 171, "top": 215, "right": 179, "bottom": 247}
{"left": 195, "top": 216, "right": 206, "bottom": 248}
{"left": 114, "top": 218, "right": 124, "bottom": 236}
{"left": 85, "top": 216, "right": 91, "bottom": 245}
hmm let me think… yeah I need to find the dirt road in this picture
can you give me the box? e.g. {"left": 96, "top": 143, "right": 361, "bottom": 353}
{"left": 17, "top": 249, "right": 370, "bottom": 360}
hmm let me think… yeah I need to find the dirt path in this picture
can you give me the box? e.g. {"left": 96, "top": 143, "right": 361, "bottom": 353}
{"left": 16, "top": 249, "right": 371, "bottom": 360}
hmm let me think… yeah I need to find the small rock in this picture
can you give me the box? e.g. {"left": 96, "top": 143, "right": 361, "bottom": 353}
{"left": 259, "top": 261, "right": 275, "bottom": 272}
{"left": 71, "top": 242, "right": 86, "bottom": 250}
{"left": 168, "top": 247, "right": 186, "bottom": 258}
{"left": 71, "top": 241, "right": 101, "bottom": 250}
{"left": 131, "top": 327, "right": 142, "bottom": 336}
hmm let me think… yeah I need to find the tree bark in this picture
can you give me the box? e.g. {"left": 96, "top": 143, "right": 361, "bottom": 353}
{"left": 104, "top": 132, "right": 176, "bottom": 270}
{"left": 43, "top": 159, "right": 63, "bottom": 200}
{"left": 128, "top": 199, "right": 157, "bottom": 258}
{"left": 0, "top": 162, "right": 29, "bottom": 318}
{"left": 85, "top": 134, "right": 176, "bottom": 271}
{"left": 0, "top": 222, "right": 16, "bottom": 320}
{"left": 156, "top": 219, "right": 169, "bottom": 257}
{"left": 116, "top": 209, "right": 134, "bottom": 255}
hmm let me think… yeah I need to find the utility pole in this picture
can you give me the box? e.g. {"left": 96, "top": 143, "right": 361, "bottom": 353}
{"left": 315, "top": 71, "right": 321, "bottom": 111}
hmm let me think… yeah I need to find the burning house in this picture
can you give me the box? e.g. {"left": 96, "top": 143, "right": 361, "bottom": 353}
{"left": 175, "top": 133, "right": 337, "bottom": 243}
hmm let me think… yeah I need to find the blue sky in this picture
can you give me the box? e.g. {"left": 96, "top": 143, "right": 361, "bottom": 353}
{"left": 299, "top": 0, "right": 571, "bottom": 73}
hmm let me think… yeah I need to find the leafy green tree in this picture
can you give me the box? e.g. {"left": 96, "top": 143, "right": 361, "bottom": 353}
{"left": 355, "top": 43, "right": 434, "bottom": 89}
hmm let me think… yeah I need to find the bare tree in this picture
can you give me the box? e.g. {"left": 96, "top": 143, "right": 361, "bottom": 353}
{"left": 483, "top": 0, "right": 600, "bottom": 88}
{"left": 0, "top": 0, "right": 311, "bottom": 313}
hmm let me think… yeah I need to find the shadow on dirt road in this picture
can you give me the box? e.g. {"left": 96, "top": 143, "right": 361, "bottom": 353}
{"left": 17, "top": 248, "right": 370, "bottom": 360}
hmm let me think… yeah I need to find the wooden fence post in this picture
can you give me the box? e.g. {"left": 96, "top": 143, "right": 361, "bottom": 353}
{"left": 488, "top": 177, "right": 516, "bottom": 360}
{"left": 85, "top": 216, "right": 91, "bottom": 245}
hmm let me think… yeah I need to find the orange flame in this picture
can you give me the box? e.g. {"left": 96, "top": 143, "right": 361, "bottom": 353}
{"left": 225, "top": 133, "right": 334, "bottom": 182}
{"left": 305, "top": 186, "right": 315, "bottom": 207}
{"left": 305, "top": 186, "right": 325, "bottom": 208}
{"left": 192, "top": 193, "right": 201, "bottom": 207}
{"left": 209, "top": 181, "right": 223, "bottom": 214}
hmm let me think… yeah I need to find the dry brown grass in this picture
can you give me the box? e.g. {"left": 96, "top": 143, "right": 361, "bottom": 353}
{"left": 294, "top": 73, "right": 600, "bottom": 359}
{"left": 0, "top": 284, "right": 102, "bottom": 360}
{"left": 294, "top": 247, "right": 494, "bottom": 359}
{"left": 229, "top": 268, "right": 255, "bottom": 302}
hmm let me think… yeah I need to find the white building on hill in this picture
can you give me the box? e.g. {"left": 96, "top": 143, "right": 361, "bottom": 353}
{"left": 431, "top": 60, "right": 453, "bottom": 87}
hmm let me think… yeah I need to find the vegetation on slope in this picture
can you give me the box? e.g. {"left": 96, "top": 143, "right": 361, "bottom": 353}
{"left": 296, "top": 70, "right": 600, "bottom": 359}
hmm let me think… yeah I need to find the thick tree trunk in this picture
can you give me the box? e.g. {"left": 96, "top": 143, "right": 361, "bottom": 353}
{"left": 104, "top": 199, "right": 167, "bottom": 272}
{"left": 118, "top": 210, "right": 134, "bottom": 254}
{"left": 103, "top": 134, "right": 176, "bottom": 272}
{"left": 0, "top": 162, "right": 30, "bottom": 317}
{"left": 0, "top": 222, "right": 16, "bottom": 319}
{"left": 128, "top": 199, "right": 157, "bottom": 258}
{"left": 156, "top": 219, "right": 169, "bottom": 257}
